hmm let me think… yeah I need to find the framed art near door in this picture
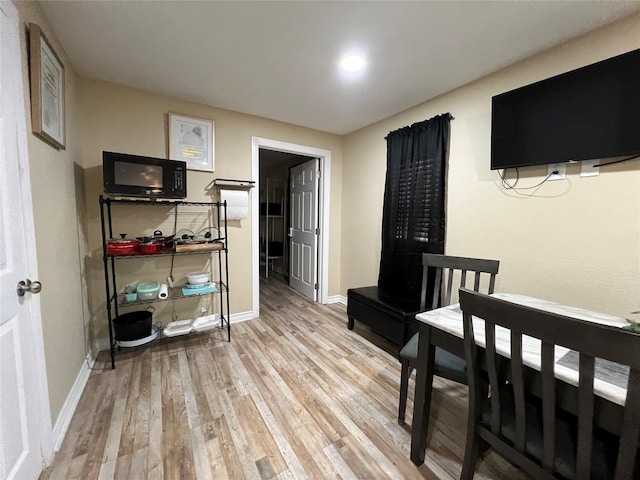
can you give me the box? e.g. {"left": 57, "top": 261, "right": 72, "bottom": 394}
{"left": 28, "top": 23, "right": 65, "bottom": 150}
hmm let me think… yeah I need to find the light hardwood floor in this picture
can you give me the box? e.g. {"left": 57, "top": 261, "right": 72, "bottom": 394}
{"left": 40, "top": 277, "right": 531, "bottom": 479}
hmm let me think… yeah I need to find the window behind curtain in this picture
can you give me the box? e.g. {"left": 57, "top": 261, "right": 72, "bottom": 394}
{"left": 378, "top": 114, "right": 451, "bottom": 303}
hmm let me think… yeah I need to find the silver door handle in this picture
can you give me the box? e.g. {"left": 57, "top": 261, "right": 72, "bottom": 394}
{"left": 288, "top": 227, "right": 293, "bottom": 237}
{"left": 17, "top": 279, "right": 42, "bottom": 297}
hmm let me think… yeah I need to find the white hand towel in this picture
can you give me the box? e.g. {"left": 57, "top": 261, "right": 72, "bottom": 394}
{"left": 220, "top": 189, "right": 249, "bottom": 220}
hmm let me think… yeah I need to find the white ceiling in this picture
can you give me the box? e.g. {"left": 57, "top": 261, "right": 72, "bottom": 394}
{"left": 39, "top": 1, "right": 640, "bottom": 135}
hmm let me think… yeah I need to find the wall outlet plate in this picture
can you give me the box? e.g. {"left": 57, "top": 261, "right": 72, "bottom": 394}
{"left": 580, "top": 159, "right": 600, "bottom": 177}
{"left": 548, "top": 163, "right": 566, "bottom": 181}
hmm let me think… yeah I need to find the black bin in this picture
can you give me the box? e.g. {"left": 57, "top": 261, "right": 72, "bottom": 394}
{"left": 113, "top": 310, "right": 152, "bottom": 341}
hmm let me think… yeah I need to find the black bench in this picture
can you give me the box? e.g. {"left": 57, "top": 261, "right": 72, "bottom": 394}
{"left": 346, "top": 286, "right": 420, "bottom": 351}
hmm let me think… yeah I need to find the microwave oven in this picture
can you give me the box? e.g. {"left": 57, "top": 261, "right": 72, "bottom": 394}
{"left": 103, "top": 151, "right": 187, "bottom": 199}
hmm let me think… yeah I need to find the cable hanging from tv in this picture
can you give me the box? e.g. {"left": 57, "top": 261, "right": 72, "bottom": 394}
{"left": 498, "top": 168, "right": 558, "bottom": 191}
{"left": 592, "top": 153, "right": 640, "bottom": 168}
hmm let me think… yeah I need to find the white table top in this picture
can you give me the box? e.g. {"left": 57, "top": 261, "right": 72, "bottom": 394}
{"left": 415, "top": 293, "right": 629, "bottom": 406}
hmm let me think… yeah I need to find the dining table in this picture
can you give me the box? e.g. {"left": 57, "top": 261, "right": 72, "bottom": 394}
{"left": 409, "top": 292, "right": 630, "bottom": 465}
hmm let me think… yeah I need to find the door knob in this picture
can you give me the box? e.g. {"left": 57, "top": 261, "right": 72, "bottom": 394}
{"left": 17, "top": 279, "right": 42, "bottom": 297}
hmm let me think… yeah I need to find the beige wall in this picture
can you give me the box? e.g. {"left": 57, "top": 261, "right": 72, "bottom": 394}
{"left": 14, "top": 1, "right": 89, "bottom": 426}
{"left": 77, "top": 79, "right": 343, "bottom": 344}
{"left": 342, "top": 13, "right": 640, "bottom": 318}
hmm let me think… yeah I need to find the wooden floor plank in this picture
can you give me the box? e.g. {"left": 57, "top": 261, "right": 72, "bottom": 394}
{"left": 40, "top": 276, "right": 532, "bottom": 480}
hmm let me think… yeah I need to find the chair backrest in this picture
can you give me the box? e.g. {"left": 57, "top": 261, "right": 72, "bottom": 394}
{"left": 459, "top": 288, "right": 640, "bottom": 479}
{"left": 420, "top": 253, "right": 500, "bottom": 310}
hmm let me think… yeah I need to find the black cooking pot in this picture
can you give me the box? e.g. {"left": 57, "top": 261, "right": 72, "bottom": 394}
{"left": 113, "top": 310, "right": 152, "bottom": 341}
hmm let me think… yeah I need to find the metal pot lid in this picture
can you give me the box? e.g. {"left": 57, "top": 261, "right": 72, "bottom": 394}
{"left": 175, "top": 229, "right": 196, "bottom": 240}
{"left": 108, "top": 238, "right": 139, "bottom": 244}
{"left": 109, "top": 233, "right": 139, "bottom": 244}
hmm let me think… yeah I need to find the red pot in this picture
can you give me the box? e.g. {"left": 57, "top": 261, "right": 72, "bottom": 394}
{"left": 137, "top": 241, "right": 159, "bottom": 255}
{"left": 106, "top": 235, "right": 139, "bottom": 256}
{"left": 135, "top": 231, "right": 174, "bottom": 254}
{"left": 152, "top": 230, "right": 175, "bottom": 252}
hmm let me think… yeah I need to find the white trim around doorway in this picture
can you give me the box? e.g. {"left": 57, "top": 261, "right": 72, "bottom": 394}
{"left": 251, "top": 137, "right": 331, "bottom": 318}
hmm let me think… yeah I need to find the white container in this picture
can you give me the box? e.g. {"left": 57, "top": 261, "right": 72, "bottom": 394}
{"left": 186, "top": 271, "right": 210, "bottom": 285}
{"left": 192, "top": 313, "right": 219, "bottom": 332}
{"left": 163, "top": 319, "right": 193, "bottom": 337}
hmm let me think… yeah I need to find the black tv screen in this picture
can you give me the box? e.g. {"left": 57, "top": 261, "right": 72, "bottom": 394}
{"left": 491, "top": 48, "right": 640, "bottom": 170}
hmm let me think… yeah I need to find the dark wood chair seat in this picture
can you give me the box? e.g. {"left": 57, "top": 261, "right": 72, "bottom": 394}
{"left": 400, "top": 333, "right": 467, "bottom": 383}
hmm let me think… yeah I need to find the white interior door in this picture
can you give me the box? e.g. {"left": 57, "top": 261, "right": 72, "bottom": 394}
{"left": 0, "top": 3, "right": 50, "bottom": 479}
{"left": 289, "top": 158, "right": 319, "bottom": 301}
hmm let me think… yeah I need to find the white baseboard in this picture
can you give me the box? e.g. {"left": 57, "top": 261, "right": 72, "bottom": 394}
{"left": 52, "top": 351, "right": 95, "bottom": 451}
{"left": 230, "top": 310, "right": 256, "bottom": 323}
{"left": 327, "top": 295, "right": 347, "bottom": 305}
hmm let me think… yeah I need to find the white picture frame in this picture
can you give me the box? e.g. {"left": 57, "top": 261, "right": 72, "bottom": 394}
{"left": 168, "top": 113, "right": 214, "bottom": 172}
{"left": 29, "top": 24, "right": 65, "bottom": 150}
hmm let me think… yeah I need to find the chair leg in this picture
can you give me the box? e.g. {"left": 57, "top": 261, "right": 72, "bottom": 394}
{"left": 460, "top": 411, "right": 481, "bottom": 480}
{"left": 398, "top": 360, "right": 412, "bottom": 425}
{"left": 347, "top": 317, "right": 354, "bottom": 330}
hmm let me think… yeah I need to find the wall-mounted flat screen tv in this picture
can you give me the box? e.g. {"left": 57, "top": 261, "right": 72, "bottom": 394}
{"left": 491, "top": 48, "right": 640, "bottom": 170}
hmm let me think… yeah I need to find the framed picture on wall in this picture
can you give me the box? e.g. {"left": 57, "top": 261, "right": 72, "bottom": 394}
{"left": 168, "top": 113, "right": 214, "bottom": 172}
{"left": 28, "top": 23, "right": 65, "bottom": 150}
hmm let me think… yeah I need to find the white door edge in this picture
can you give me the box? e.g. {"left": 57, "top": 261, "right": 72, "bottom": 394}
{"left": 2, "top": 0, "right": 53, "bottom": 467}
{"left": 251, "top": 137, "right": 331, "bottom": 318}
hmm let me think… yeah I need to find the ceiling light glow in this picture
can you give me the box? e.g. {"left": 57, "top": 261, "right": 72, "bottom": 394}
{"left": 340, "top": 54, "right": 367, "bottom": 73}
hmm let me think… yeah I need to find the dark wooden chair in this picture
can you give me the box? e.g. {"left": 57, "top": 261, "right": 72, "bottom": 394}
{"left": 397, "top": 254, "right": 500, "bottom": 424}
{"left": 458, "top": 288, "right": 640, "bottom": 480}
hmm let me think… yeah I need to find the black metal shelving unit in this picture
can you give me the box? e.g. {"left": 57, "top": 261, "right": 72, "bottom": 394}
{"left": 99, "top": 195, "right": 231, "bottom": 369}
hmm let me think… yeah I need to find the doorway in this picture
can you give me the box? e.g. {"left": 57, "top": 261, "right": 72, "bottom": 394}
{"left": 259, "top": 149, "right": 306, "bottom": 283}
{"left": 251, "top": 137, "right": 331, "bottom": 317}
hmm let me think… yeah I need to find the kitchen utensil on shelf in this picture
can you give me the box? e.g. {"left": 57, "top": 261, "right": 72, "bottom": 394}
{"left": 135, "top": 230, "right": 174, "bottom": 254}
{"left": 186, "top": 271, "right": 210, "bottom": 285}
{"left": 184, "top": 281, "right": 216, "bottom": 289}
{"left": 175, "top": 229, "right": 196, "bottom": 242}
{"left": 196, "top": 227, "right": 221, "bottom": 242}
{"left": 152, "top": 230, "right": 175, "bottom": 252}
{"left": 106, "top": 234, "right": 140, "bottom": 255}
{"left": 163, "top": 319, "right": 193, "bottom": 337}
{"left": 192, "top": 313, "right": 219, "bottom": 332}
{"left": 181, "top": 283, "right": 218, "bottom": 296}
{"left": 116, "top": 323, "right": 161, "bottom": 347}
{"left": 113, "top": 309, "right": 153, "bottom": 341}
{"left": 184, "top": 282, "right": 210, "bottom": 289}
{"left": 137, "top": 241, "right": 159, "bottom": 254}
{"left": 123, "top": 284, "right": 137, "bottom": 301}
{"left": 136, "top": 281, "right": 160, "bottom": 300}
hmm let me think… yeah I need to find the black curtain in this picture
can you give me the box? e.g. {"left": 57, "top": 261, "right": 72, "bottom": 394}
{"left": 377, "top": 113, "right": 450, "bottom": 303}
